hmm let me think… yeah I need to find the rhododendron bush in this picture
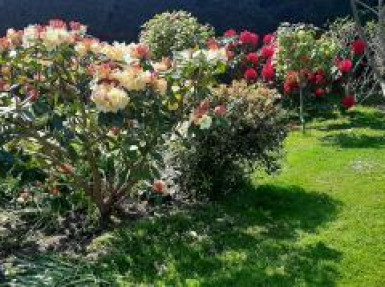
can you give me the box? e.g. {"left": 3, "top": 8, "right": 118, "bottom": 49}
{"left": 274, "top": 23, "right": 368, "bottom": 128}
{"left": 171, "top": 80, "right": 288, "bottom": 200}
{"left": 274, "top": 24, "right": 340, "bottom": 131}
{"left": 0, "top": 20, "right": 176, "bottom": 219}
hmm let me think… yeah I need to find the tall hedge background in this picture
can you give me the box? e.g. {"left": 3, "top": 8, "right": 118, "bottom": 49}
{"left": 0, "top": 0, "right": 373, "bottom": 41}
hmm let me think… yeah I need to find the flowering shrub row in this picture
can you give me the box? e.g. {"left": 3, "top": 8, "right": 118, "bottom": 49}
{"left": 0, "top": 17, "right": 285, "bottom": 221}
{"left": 0, "top": 12, "right": 368, "bottom": 222}
{"left": 179, "top": 22, "right": 367, "bottom": 131}
{"left": 213, "top": 24, "right": 366, "bottom": 110}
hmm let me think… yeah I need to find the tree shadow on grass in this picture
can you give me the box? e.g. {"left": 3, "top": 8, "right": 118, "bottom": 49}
{"left": 320, "top": 109, "right": 385, "bottom": 132}
{"left": 4, "top": 184, "right": 342, "bottom": 286}
{"left": 88, "top": 184, "right": 342, "bottom": 286}
{"left": 321, "top": 133, "right": 385, "bottom": 149}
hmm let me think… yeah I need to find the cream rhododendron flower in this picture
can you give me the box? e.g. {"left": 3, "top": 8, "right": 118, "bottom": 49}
{"left": 22, "top": 25, "right": 39, "bottom": 48}
{"left": 90, "top": 40, "right": 103, "bottom": 54}
{"left": 153, "top": 57, "right": 172, "bottom": 73}
{"left": 179, "top": 48, "right": 227, "bottom": 64}
{"left": 111, "top": 68, "right": 150, "bottom": 92}
{"left": 102, "top": 42, "right": 129, "bottom": 62}
{"left": 191, "top": 48, "right": 228, "bottom": 63}
{"left": 120, "top": 43, "right": 150, "bottom": 64}
{"left": 204, "top": 48, "right": 228, "bottom": 62}
{"left": 154, "top": 78, "right": 168, "bottom": 95}
{"left": 198, "top": 114, "right": 213, "bottom": 130}
{"left": 91, "top": 84, "right": 130, "bottom": 113}
{"left": 75, "top": 39, "right": 103, "bottom": 57}
{"left": 41, "top": 27, "right": 72, "bottom": 50}
{"left": 75, "top": 42, "right": 88, "bottom": 56}
{"left": 179, "top": 49, "right": 194, "bottom": 60}
{"left": 6, "top": 28, "right": 22, "bottom": 46}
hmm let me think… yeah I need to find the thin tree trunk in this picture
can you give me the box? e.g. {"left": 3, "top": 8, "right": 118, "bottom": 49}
{"left": 351, "top": 0, "right": 385, "bottom": 98}
{"left": 299, "top": 86, "right": 306, "bottom": 133}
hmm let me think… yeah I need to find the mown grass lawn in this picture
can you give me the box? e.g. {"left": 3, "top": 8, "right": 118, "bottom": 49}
{"left": 4, "top": 107, "right": 385, "bottom": 287}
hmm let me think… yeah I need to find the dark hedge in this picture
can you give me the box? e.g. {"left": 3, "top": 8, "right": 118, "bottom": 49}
{"left": 0, "top": 0, "right": 373, "bottom": 41}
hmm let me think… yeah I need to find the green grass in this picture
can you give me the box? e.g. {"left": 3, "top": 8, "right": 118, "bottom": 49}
{"left": 4, "top": 107, "right": 385, "bottom": 286}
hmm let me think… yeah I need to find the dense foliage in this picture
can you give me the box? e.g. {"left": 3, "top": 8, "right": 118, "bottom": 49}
{"left": 173, "top": 81, "right": 287, "bottom": 199}
{"left": 140, "top": 11, "right": 214, "bottom": 60}
{"left": 0, "top": 12, "right": 377, "bottom": 226}
{"left": 0, "top": 1, "right": 355, "bottom": 43}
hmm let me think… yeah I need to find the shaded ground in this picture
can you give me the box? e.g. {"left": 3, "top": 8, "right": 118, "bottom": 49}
{"left": 2, "top": 106, "right": 385, "bottom": 286}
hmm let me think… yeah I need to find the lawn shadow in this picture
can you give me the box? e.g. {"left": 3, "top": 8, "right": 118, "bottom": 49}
{"left": 320, "top": 109, "right": 385, "bottom": 131}
{"left": 321, "top": 133, "right": 385, "bottom": 149}
{"left": 86, "top": 183, "right": 342, "bottom": 286}
{"left": 4, "top": 184, "right": 342, "bottom": 286}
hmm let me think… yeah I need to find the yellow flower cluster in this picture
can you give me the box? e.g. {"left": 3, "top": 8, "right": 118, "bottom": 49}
{"left": 111, "top": 68, "right": 152, "bottom": 92}
{"left": 90, "top": 84, "right": 130, "bottom": 113}
{"left": 75, "top": 39, "right": 103, "bottom": 56}
{"left": 40, "top": 26, "right": 73, "bottom": 50}
{"left": 89, "top": 42, "right": 169, "bottom": 113}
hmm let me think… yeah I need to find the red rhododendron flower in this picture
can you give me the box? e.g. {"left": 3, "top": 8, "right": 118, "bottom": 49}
{"left": 284, "top": 72, "right": 299, "bottom": 94}
{"left": 214, "top": 105, "right": 227, "bottom": 116}
{"left": 226, "top": 50, "right": 235, "bottom": 60}
{"left": 227, "top": 42, "right": 238, "bottom": 51}
{"left": 58, "top": 164, "right": 75, "bottom": 175}
{"left": 239, "top": 31, "right": 259, "bottom": 46}
{"left": 262, "top": 64, "right": 275, "bottom": 81}
{"left": 338, "top": 59, "right": 353, "bottom": 74}
{"left": 286, "top": 71, "right": 299, "bottom": 85}
{"left": 69, "top": 21, "right": 82, "bottom": 31}
{"left": 0, "top": 37, "right": 10, "bottom": 50}
{"left": 0, "top": 80, "right": 9, "bottom": 92}
{"left": 207, "top": 38, "right": 219, "bottom": 50}
{"left": 110, "top": 127, "right": 121, "bottom": 136}
{"left": 342, "top": 95, "right": 356, "bottom": 109}
{"left": 307, "top": 72, "right": 317, "bottom": 84}
{"left": 194, "top": 100, "right": 210, "bottom": 120}
{"left": 49, "top": 19, "right": 67, "bottom": 29}
{"left": 314, "top": 70, "right": 326, "bottom": 85}
{"left": 50, "top": 188, "right": 60, "bottom": 196}
{"left": 224, "top": 29, "right": 237, "bottom": 38}
{"left": 284, "top": 82, "right": 296, "bottom": 94}
{"left": 315, "top": 88, "right": 326, "bottom": 98}
{"left": 135, "top": 44, "right": 151, "bottom": 59}
{"left": 152, "top": 180, "right": 166, "bottom": 195}
{"left": 352, "top": 39, "right": 366, "bottom": 55}
{"left": 261, "top": 45, "right": 275, "bottom": 58}
{"left": 28, "top": 88, "right": 40, "bottom": 102}
{"left": 244, "top": 68, "right": 258, "bottom": 81}
{"left": 263, "top": 34, "right": 275, "bottom": 45}
{"left": 199, "top": 101, "right": 210, "bottom": 113}
{"left": 246, "top": 52, "right": 259, "bottom": 65}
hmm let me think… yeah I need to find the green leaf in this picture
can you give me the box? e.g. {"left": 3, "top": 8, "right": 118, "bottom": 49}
{"left": 98, "top": 111, "right": 125, "bottom": 128}
{"left": 32, "top": 99, "right": 51, "bottom": 116}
